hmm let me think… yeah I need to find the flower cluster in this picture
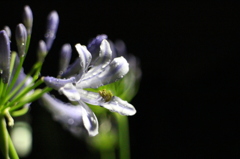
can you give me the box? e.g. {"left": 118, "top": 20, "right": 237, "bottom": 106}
{"left": 0, "top": 5, "right": 138, "bottom": 158}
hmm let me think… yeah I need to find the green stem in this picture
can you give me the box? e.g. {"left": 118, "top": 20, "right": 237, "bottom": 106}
{"left": 8, "top": 133, "right": 19, "bottom": 159}
{"left": 114, "top": 114, "right": 130, "bottom": 159}
{"left": 0, "top": 116, "right": 9, "bottom": 159}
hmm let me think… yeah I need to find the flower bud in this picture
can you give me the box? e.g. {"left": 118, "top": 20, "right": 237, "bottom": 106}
{"left": 3, "top": 26, "right": 11, "bottom": 39}
{"left": 58, "top": 43, "right": 72, "bottom": 77}
{"left": 15, "top": 23, "right": 27, "bottom": 57}
{"left": 45, "top": 11, "right": 59, "bottom": 51}
{"left": 23, "top": 5, "right": 33, "bottom": 35}
{"left": 37, "top": 40, "right": 47, "bottom": 62}
{"left": 0, "top": 30, "right": 10, "bottom": 83}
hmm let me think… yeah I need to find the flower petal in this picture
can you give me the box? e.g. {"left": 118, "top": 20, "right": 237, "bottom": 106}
{"left": 59, "top": 83, "right": 80, "bottom": 101}
{"left": 43, "top": 76, "right": 76, "bottom": 90}
{"left": 78, "top": 89, "right": 104, "bottom": 105}
{"left": 61, "top": 58, "right": 81, "bottom": 78}
{"left": 79, "top": 100, "right": 99, "bottom": 136}
{"left": 83, "top": 39, "right": 112, "bottom": 81}
{"left": 87, "top": 34, "right": 108, "bottom": 61}
{"left": 77, "top": 56, "right": 129, "bottom": 89}
{"left": 78, "top": 89, "right": 136, "bottom": 116}
{"left": 40, "top": 93, "right": 86, "bottom": 137}
{"left": 75, "top": 44, "right": 92, "bottom": 80}
{"left": 101, "top": 96, "right": 136, "bottom": 116}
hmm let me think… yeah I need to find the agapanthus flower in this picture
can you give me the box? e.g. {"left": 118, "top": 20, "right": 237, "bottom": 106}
{"left": 42, "top": 37, "right": 136, "bottom": 136}
{"left": 0, "top": 4, "right": 139, "bottom": 159}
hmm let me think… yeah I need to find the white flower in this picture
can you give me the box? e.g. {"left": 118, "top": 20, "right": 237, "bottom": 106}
{"left": 42, "top": 39, "right": 136, "bottom": 136}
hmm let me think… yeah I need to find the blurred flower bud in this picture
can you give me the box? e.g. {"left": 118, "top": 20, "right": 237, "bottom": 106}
{"left": 0, "top": 30, "right": 10, "bottom": 83}
{"left": 3, "top": 26, "right": 11, "bottom": 39}
{"left": 58, "top": 43, "right": 72, "bottom": 77}
{"left": 23, "top": 5, "right": 33, "bottom": 35}
{"left": 15, "top": 23, "right": 27, "bottom": 57}
{"left": 37, "top": 40, "right": 47, "bottom": 62}
{"left": 45, "top": 11, "right": 59, "bottom": 51}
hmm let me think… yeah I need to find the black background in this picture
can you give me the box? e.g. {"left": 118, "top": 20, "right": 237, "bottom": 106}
{"left": 1, "top": 1, "right": 240, "bottom": 159}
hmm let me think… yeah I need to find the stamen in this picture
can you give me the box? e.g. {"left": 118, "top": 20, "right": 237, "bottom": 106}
{"left": 98, "top": 89, "right": 113, "bottom": 102}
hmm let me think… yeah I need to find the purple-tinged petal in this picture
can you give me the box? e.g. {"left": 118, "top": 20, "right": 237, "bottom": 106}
{"left": 0, "top": 30, "right": 10, "bottom": 83}
{"left": 59, "top": 83, "right": 80, "bottom": 101}
{"left": 75, "top": 44, "right": 92, "bottom": 80}
{"left": 78, "top": 89, "right": 136, "bottom": 116}
{"left": 83, "top": 39, "right": 112, "bottom": 80}
{"left": 45, "top": 11, "right": 59, "bottom": 51}
{"left": 87, "top": 34, "right": 108, "bottom": 62}
{"left": 61, "top": 58, "right": 82, "bottom": 78}
{"left": 114, "top": 40, "right": 127, "bottom": 57}
{"left": 23, "top": 5, "right": 33, "bottom": 35}
{"left": 77, "top": 56, "right": 129, "bottom": 89}
{"left": 15, "top": 23, "right": 27, "bottom": 57}
{"left": 40, "top": 93, "right": 86, "bottom": 137}
{"left": 58, "top": 43, "right": 72, "bottom": 77}
{"left": 43, "top": 76, "right": 76, "bottom": 90}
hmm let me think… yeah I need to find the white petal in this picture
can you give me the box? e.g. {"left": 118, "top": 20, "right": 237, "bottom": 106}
{"left": 79, "top": 89, "right": 136, "bottom": 116}
{"left": 77, "top": 56, "right": 129, "bottom": 89}
{"left": 59, "top": 83, "right": 80, "bottom": 101}
{"left": 79, "top": 101, "right": 99, "bottom": 136}
{"left": 101, "top": 96, "right": 136, "bottom": 116}
{"left": 75, "top": 44, "right": 92, "bottom": 79}
{"left": 78, "top": 89, "right": 104, "bottom": 105}
{"left": 85, "top": 39, "right": 112, "bottom": 77}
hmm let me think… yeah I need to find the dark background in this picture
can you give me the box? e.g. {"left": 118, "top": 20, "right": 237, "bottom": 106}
{"left": 1, "top": 1, "right": 240, "bottom": 159}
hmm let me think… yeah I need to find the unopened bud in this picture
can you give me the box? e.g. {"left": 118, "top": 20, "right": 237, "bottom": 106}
{"left": 23, "top": 5, "right": 33, "bottom": 35}
{"left": 15, "top": 23, "right": 27, "bottom": 57}
{"left": 45, "top": 11, "right": 59, "bottom": 51}
{"left": 3, "top": 26, "right": 11, "bottom": 39}
{"left": 37, "top": 40, "right": 47, "bottom": 62}
{"left": 58, "top": 44, "right": 72, "bottom": 77}
{"left": 0, "top": 30, "right": 11, "bottom": 83}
